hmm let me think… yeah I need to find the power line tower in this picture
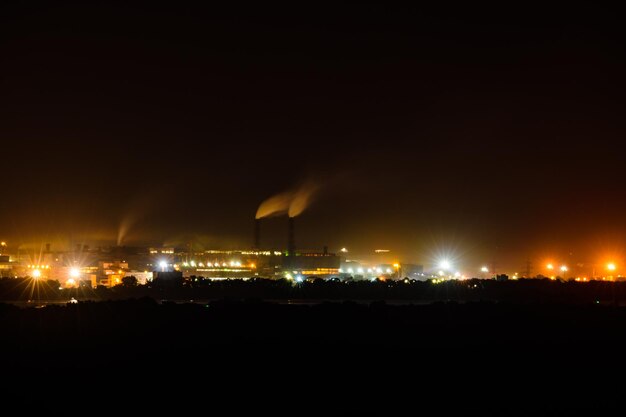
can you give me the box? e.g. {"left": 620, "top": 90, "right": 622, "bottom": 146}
{"left": 524, "top": 257, "right": 533, "bottom": 278}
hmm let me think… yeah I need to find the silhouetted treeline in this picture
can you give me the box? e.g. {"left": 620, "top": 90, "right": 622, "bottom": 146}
{"left": 2, "top": 276, "right": 626, "bottom": 305}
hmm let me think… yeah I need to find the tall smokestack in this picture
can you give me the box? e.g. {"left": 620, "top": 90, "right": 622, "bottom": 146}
{"left": 254, "top": 219, "right": 260, "bottom": 249}
{"left": 288, "top": 217, "right": 295, "bottom": 256}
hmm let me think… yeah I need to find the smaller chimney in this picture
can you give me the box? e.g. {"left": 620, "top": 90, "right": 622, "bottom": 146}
{"left": 288, "top": 217, "right": 295, "bottom": 256}
{"left": 254, "top": 219, "right": 260, "bottom": 249}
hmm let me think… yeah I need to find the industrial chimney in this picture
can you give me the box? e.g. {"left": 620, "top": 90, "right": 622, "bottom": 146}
{"left": 254, "top": 219, "right": 261, "bottom": 250}
{"left": 288, "top": 217, "right": 295, "bottom": 257}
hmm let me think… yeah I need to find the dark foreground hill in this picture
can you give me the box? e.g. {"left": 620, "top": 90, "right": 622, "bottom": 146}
{"left": 1, "top": 298, "right": 622, "bottom": 413}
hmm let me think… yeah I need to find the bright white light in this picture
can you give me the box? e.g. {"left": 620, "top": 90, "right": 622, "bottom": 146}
{"left": 438, "top": 270, "right": 444, "bottom": 276}
{"left": 347, "top": 268, "right": 354, "bottom": 274}
{"left": 480, "top": 266, "right": 489, "bottom": 273}
{"left": 454, "top": 272, "right": 461, "bottom": 278}
{"left": 67, "top": 278, "right": 76, "bottom": 286}
{"left": 32, "top": 269, "right": 41, "bottom": 278}
{"left": 183, "top": 262, "right": 189, "bottom": 267}
{"left": 386, "top": 268, "right": 392, "bottom": 274}
{"left": 235, "top": 261, "right": 242, "bottom": 267}
{"left": 357, "top": 268, "right": 364, "bottom": 274}
{"left": 198, "top": 262, "right": 205, "bottom": 267}
{"left": 439, "top": 260, "right": 451, "bottom": 270}
{"left": 608, "top": 263, "right": 616, "bottom": 271}
{"left": 340, "top": 247, "right": 348, "bottom": 253}
{"left": 376, "top": 268, "right": 383, "bottom": 274}
{"left": 159, "top": 261, "right": 168, "bottom": 270}
{"left": 560, "top": 265, "right": 568, "bottom": 272}
{"left": 367, "top": 268, "right": 373, "bottom": 273}
{"left": 70, "top": 267, "right": 80, "bottom": 278}
{"left": 295, "top": 275, "right": 303, "bottom": 283}
{"left": 190, "top": 261, "right": 196, "bottom": 267}
{"left": 338, "top": 268, "right": 344, "bottom": 273}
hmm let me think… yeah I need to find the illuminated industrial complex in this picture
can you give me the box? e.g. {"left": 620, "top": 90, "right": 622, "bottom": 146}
{"left": 0, "top": 196, "right": 622, "bottom": 287}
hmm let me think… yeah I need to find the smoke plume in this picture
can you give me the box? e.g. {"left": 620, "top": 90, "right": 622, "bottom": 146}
{"left": 255, "top": 191, "right": 295, "bottom": 219}
{"left": 256, "top": 181, "right": 320, "bottom": 219}
{"left": 117, "top": 193, "right": 159, "bottom": 245}
{"left": 288, "top": 182, "right": 319, "bottom": 217}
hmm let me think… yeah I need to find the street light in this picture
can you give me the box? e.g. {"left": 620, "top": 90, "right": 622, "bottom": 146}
{"left": 606, "top": 263, "right": 617, "bottom": 281}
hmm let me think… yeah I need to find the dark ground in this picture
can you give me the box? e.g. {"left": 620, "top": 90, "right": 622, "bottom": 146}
{"left": 1, "top": 297, "right": 624, "bottom": 413}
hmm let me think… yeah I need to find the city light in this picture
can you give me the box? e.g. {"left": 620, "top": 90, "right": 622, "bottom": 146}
{"left": 560, "top": 265, "right": 568, "bottom": 272}
{"left": 481, "top": 266, "right": 489, "bottom": 273}
{"left": 67, "top": 278, "right": 76, "bottom": 286}
{"left": 439, "top": 260, "right": 451, "bottom": 270}
{"left": 32, "top": 269, "right": 41, "bottom": 278}
{"left": 547, "top": 263, "right": 554, "bottom": 270}
{"left": 159, "top": 261, "right": 168, "bottom": 271}
{"left": 70, "top": 267, "right": 80, "bottom": 278}
{"left": 607, "top": 263, "right": 616, "bottom": 271}
{"left": 340, "top": 247, "right": 348, "bottom": 253}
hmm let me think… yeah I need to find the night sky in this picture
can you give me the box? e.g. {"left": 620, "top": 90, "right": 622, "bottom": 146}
{"left": 1, "top": 4, "right": 625, "bottom": 271}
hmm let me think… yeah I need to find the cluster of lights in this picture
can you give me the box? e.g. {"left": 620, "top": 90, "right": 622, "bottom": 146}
{"left": 283, "top": 272, "right": 304, "bottom": 282}
{"left": 339, "top": 266, "right": 397, "bottom": 276}
{"left": 182, "top": 260, "right": 247, "bottom": 268}
{"left": 546, "top": 263, "right": 568, "bottom": 273}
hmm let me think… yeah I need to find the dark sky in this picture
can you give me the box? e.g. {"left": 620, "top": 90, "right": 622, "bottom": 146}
{"left": 1, "top": 3, "right": 625, "bottom": 271}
